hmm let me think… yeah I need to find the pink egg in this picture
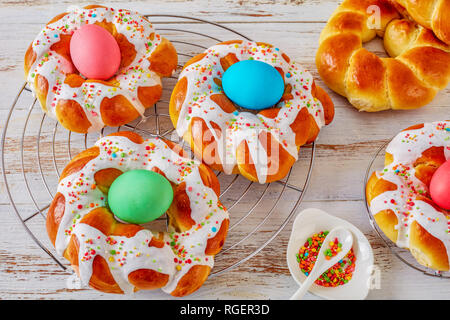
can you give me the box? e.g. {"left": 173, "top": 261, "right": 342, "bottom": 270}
{"left": 430, "top": 159, "right": 450, "bottom": 210}
{"left": 70, "top": 24, "right": 121, "bottom": 80}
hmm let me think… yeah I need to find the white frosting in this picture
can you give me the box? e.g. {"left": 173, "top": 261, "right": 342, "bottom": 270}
{"left": 369, "top": 121, "right": 450, "bottom": 266}
{"left": 175, "top": 41, "right": 326, "bottom": 183}
{"left": 54, "top": 135, "right": 228, "bottom": 295}
{"left": 26, "top": 6, "right": 163, "bottom": 132}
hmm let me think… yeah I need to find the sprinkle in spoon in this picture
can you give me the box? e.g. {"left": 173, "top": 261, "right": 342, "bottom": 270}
{"left": 290, "top": 226, "right": 353, "bottom": 300}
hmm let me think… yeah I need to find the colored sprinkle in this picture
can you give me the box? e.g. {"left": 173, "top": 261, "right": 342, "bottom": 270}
{"left": 296, "top": 231, "right": 356, "bottom": 287}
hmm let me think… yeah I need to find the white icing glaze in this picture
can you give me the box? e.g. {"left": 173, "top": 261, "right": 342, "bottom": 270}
{"left": 54, "top": 135, "right": 228, "bottom": 295}
{"left": 26, "top": 6, "right": 163, "bottom": 132}
{"left": 175, "top": 41, "right": 326, "bottom": 183}
{"left": 369, "top": 121, "right": 450, "bottom": 266}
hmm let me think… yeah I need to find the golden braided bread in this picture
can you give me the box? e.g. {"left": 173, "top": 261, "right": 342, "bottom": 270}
{"left": 391, "top": 0, "right": 450, "bottom": 45}
{"left": 316, "top": 0, "right": 450, "bottom": 112}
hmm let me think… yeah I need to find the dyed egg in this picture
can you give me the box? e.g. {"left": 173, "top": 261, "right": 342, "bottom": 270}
{"left": 70, "top": 24, "right": 121, "bottom": 80}
{"left": 430, "top": 159, "right": 450, "bottom": 210}
{"left": 222, "top": 60, "right": 284, "bottom": 110}
{"left": 108, "top": 170, "right": 173, "bottom": 224}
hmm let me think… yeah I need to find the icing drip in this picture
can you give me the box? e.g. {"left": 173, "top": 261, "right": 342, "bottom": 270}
{"left": 175, "top": 41, "right": 326, "bottom": 183}
{"left": 26, "top": 6, "right": 162, "bottom": 132}
{"left": 54, "top": 135, "right": 228, "bottom": 294}
{"left": 369, "top": 121, "right": 450, "bottom": 264}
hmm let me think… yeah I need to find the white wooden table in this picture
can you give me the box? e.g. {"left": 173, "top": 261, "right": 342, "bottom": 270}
{"left": 1, "top": 0, "right": 449, "bottom": 300}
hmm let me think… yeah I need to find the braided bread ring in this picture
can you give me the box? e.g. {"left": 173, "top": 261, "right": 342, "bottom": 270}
{"left": 46, "top": 131, "right": 229, "bottom": 297}
{"left": 24, "top": 5, "right": 177, "bottom": 133}
{"left": 391, "top": 0, "right": 450, "bottom": 45}
{"left": 366, "top": 121, "right": 450, "bottom": 271}
{"left": 316, "top": 0, "right": 450, "bottom": 111}
{"left": 170, "top": 40, "right": 334, "bottom": 183}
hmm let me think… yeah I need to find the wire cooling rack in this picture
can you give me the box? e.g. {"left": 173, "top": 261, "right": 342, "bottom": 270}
{"left": 364, "top": 141, "right": 450, "bottom": 278}
{"left": 1, "top": 15, "right": 316, "bottom": 278}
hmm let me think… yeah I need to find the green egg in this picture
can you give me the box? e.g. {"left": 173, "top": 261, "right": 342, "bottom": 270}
{"left": 108, "top": 169, "right": 173, "bottom": 224}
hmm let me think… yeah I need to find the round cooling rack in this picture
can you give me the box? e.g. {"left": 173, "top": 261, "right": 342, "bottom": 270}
{"left": 2, "top": 15, "right": 316, "bottom": 279}
{"left": 364, "top": 140, "right": 450, "bottom": 278}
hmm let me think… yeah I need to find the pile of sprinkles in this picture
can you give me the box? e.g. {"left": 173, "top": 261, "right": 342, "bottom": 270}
{"left": 174, "top": 41, "right": 327, "bottom": 183}
{"left": 296, "top": 231, "right": 356, "bottom": 287}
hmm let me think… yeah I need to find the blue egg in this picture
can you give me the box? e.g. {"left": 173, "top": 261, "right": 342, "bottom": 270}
{"left": 222, "top": 60, "right": 285, "bottom": 110}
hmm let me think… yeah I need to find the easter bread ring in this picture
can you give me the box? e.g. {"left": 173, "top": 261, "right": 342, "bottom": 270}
{"left": 24, "top": 5, "right": 177, "bottom": 133}
{"left": 170, "top": 40, "right": 334, "bottom": 184}
{"left": 391, "top": 0, "right": 450, "bottom": 45}
{"left": 46, "top": 131, "right": 229, "bottom": 297}
{"left": 366, "top": 121, "right": 450, "bottom": 271}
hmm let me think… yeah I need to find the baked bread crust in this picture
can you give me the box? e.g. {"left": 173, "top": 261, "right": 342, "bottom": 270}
{"left": 366, "top": 121, "right": 450, "bottom": 271}
{"left": 47, "top": 131, "right": 229, "bottom": 296}
{"left": 24, "top": 5, "right": 177, "bottom": 133}
{"left": 392, "top": 0, "right": 450, "bottom": 45}
{"left": 316, "top": 0, "right": 450, "bottom": 111}
{"left": 170, "top": 40, "right": 334, "bottom": 183}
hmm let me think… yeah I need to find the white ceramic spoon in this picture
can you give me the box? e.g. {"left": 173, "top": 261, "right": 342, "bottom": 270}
{"left": 290, "top": 227, "right": 353, "bottom": 300}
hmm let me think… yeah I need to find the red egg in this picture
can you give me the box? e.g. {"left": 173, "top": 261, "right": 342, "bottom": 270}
{"left": 70, "top": 24, "right": 121, "bottom": 80}
{"left": 430, "top": 159, "right": 450, "bottom": 210}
